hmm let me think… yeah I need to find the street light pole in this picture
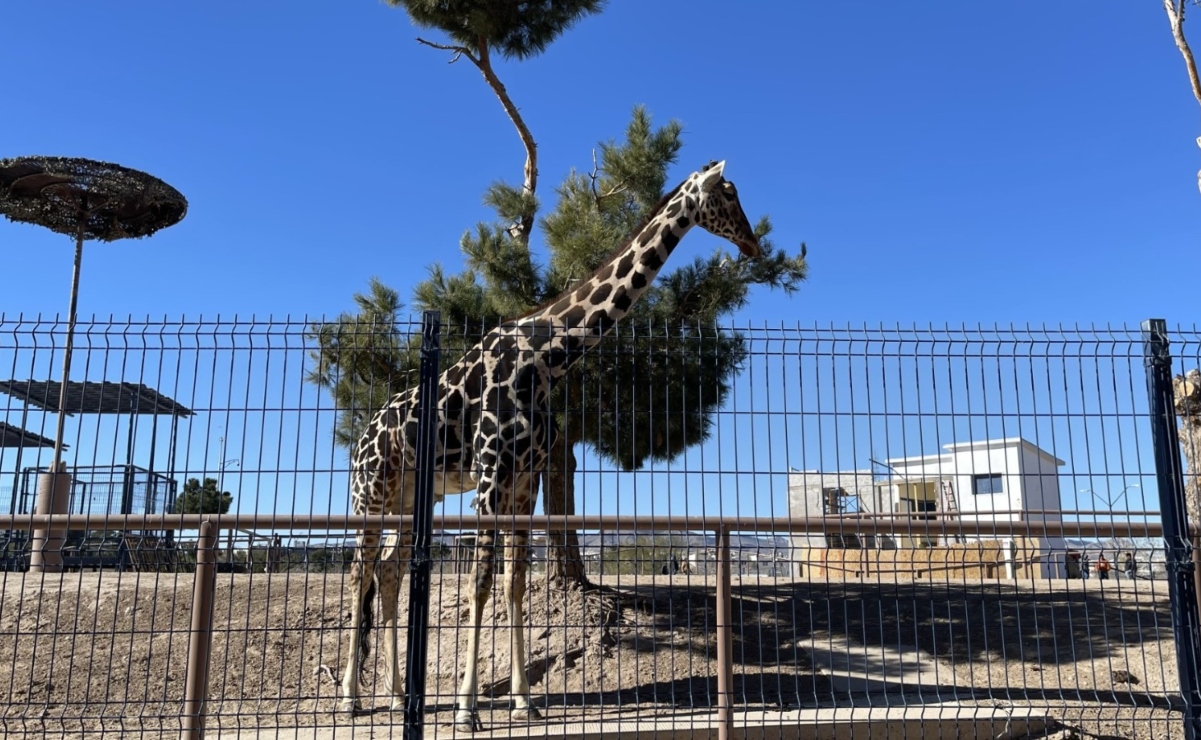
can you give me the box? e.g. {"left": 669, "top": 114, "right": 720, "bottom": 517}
{"left": 216, "top": 435, "right": 240, "bottom": 565}
{"left": 1080, "top": 484, "right": 1141, "bottom": 513}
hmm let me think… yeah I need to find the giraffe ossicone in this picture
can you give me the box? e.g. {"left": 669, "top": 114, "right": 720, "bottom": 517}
{"left": 338, "top": 159, "right": 762, "bottom": 730}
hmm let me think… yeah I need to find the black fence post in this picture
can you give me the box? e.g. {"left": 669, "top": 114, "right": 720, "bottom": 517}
{"left": 1142, "top": 318, "right": 1201, "bottom": 739}
{"left": 403, "top": 311, "right": 442, "bottom": 740}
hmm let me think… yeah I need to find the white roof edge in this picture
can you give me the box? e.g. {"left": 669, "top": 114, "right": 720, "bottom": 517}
{"left": 886, "top": 452, "right": 953, "bottom": 466}
{"left": 885, "top": 437, "right": 1065, "bottom": 467}
{"left": 941, "top": 436, "right": 1026, "bottom": 451}
{"left": 788, "top": 469, "right": 875, "bottom": 477}
{"left": 941, "top": 437, "right": 1066, "bottom": 466}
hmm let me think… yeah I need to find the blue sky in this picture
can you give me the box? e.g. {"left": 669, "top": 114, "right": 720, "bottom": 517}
{"left": 3, "top": 2, "right": 1198, "bottom": 325}
{"left": 2, "top": 3, "right": 1197, "bottom": 525}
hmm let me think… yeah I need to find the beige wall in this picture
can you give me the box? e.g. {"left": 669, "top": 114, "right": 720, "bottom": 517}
{"left": 794, "top": 539, "right": 1049, "bottom": 580}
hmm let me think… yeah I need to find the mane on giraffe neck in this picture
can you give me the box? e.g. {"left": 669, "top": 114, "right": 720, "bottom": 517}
{"left": 506, "top": 181, "right": 686, "bottom": 324}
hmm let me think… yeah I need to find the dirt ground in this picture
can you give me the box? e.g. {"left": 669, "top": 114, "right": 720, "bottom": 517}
{"left": 0, "top": 570, "right": 1187, "bottom": 739}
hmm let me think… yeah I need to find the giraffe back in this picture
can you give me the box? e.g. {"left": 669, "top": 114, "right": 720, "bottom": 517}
{"left": 349, "top": 323, "right": 558, "bottom": 518}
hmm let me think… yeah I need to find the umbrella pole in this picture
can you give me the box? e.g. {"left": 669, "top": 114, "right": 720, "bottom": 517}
{"left": 51, "top": 219, "right": 85, "bottom": 472}
{"left": 31, "top": 218, "right": 84, "bottom": 572}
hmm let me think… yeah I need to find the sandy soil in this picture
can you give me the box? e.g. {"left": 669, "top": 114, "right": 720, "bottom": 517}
{"left": 0, "top": 570, "right": 1186, "bottom": 739}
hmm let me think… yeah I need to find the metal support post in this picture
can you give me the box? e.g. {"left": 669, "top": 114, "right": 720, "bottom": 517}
{"left": 1142, "top": 318, "right": 1201, "bottom": 740}
{"left": 403, "top": 311, "right": 442, "bottom": 740}
{"left": 715, "top": 526, "right": 734, "bottom": 740}
{"left": 182, "top": 521, "right": 219, "bottom": 740}
{"left": 28, "top": 465, "right": 70, "bottom": 572}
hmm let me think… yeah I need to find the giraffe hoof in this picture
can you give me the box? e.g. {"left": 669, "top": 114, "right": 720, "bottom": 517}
{"left": 390, "top": 697, "right": 407, "bottom": 712}
{"left": 336, "top": 699, "right": 361, "bottom": 715}
{"left": 455, "top": 709, "right": 483, "bottom": 732}
{"left": 511, "top": 705, "right": 542, "bottom": 722}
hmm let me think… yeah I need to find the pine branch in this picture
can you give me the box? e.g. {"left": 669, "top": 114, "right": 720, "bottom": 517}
{"left": 414, "top": 36, "right": 478, "bottom": 65}
{"left": 588, "top": 149, "right": 628, "bottom": 206}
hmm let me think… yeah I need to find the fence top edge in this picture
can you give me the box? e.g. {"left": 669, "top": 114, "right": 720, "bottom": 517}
{"left": 0, "top": 513, "right": 1180, "bottom": 537}
{"left": 0, "top": 314, "right": 1188, "bottom": 333}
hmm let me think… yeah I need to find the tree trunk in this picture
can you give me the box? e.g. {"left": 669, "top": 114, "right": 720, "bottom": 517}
{"left": 414, "top": 35, "right": 539, "bottom": 238}
{"left": 1172, "top": 369, "right": 1201, "bottom": 614}
{"left": 474, "top": 38, "right": 538, "bottom": 240}
{"left": 543, "top": 431, "right": 591, "bottom": 589}
{"left": 1163, "top": 0, "right": 1201, "bottom": 197}
{"left": 1174, "top": 370, "right": 1201, "bottom": 525}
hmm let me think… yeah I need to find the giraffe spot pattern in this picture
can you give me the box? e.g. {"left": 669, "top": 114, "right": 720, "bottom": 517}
{"left": 640, "top": 247, "right": 664, "bottom": 270}
{"left": 590, "top": 282, "right": 612, "bottom": 304}
{"left": 612, "top": 287, "right": 632, "bottom": 313}
{"left": 561, "top": 304, "right": 586, "bottom": 328}
{"left": 615, "top": 252, "right": 636, "bottom": 280}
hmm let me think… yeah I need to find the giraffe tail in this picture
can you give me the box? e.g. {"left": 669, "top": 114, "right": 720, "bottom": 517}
{"left": 358, "top": 579, "right": 376, "bottom": 674}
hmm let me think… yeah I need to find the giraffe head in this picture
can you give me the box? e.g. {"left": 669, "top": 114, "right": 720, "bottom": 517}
{"left": 691, "top": 160, "right": 761, "bottom": 258}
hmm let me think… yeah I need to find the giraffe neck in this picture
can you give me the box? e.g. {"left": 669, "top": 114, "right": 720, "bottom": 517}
{"left": 520, "top": 183, "right": 698, "bottom": 361}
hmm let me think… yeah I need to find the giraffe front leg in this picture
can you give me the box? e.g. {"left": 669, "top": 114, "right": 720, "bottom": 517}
{"left": 379, "top": 532, "right": 411, "bottom": 711}
{"left": 505, "top": 530, "right": 541, "bottom": 722}
{"left": 339, "top": 532, "right": 380, "bottom": 714}
{"left": 454, "top": 529, "right": 497, "bottom": 732}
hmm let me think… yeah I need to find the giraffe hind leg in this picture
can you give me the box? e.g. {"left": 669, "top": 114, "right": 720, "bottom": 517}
{"left": 378, "top": 531, "right": 411, "bottom": 711}
{"left": 339, "top": 531, "right": 380, "bottom": 714}
{"left": 505, "top": 529, "right": 540, "bottom": 722}
{"left": 454, "top": 528, "right": 497, "bottom": 732}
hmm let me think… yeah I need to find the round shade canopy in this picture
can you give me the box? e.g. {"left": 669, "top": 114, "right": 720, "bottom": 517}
{"left": 0, "top": 156, "right": 186, "bottom": 241}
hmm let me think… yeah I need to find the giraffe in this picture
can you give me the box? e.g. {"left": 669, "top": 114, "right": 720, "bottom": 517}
{"left": 338, "top": 160, "right": 761, "bottom": 730}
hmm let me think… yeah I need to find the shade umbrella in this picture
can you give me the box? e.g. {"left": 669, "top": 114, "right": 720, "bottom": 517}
{"left": 0, "top": 156, "right": 187, "bottom": 570}
{"left": 0, "top": 156, "right": 187, "bottom": 466}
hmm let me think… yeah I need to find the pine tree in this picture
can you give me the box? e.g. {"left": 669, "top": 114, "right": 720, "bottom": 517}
{"left": 174, "top": 477, "right": 233, "bottom": 518}
{"left": 307, "top": 108, "right": 806, "bottom": 586}
{"left": 307, "top": 3, "right": 807, "bottom": 588}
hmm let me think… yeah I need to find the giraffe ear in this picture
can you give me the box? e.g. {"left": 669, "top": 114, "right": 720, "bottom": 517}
{"left": 699, "top": 160, "right": 726, "bottom": 191}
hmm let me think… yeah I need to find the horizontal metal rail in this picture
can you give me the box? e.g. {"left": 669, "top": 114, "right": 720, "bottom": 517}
{"left": 0, "top": 512, "right": 1183, "bottom": 537}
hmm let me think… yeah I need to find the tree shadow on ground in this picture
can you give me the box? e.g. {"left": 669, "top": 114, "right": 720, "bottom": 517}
{"left": 615, "top": 579, "right": 1173, "bottom": 666}
{"left": 565, "top": 578, "right": 1179, "bottom": 709}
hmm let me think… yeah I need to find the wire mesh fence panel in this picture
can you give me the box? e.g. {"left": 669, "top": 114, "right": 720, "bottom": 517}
{"left": 0, "top": 315, "right": 1197, "bottom": 739}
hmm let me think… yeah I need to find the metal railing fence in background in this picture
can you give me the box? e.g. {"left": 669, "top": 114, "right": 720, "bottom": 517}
{"left": 0, "top": 315, "right": 1199, "bottom": 740}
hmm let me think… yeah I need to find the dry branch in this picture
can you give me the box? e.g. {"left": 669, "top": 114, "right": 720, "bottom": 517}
{"left": 415, "top": 35, "right": 538, "bottom": 240}
{"left": 1163, "top": 0, "right": 1201, "bottom": 195}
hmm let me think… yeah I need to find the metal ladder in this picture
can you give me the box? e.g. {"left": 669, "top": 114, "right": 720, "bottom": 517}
{"left": 940, "top": 480, "right": 960, "bottom": 543}
{"left": 941, "top": 480, "right": 959, "bottom": 514}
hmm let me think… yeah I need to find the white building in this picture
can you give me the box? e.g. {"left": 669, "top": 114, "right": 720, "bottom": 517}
{"left": 788, "top": 438, "right": 1068, "bottom": 578}
{"left": 787, "top": 469, "right": 878, "bottom": 549}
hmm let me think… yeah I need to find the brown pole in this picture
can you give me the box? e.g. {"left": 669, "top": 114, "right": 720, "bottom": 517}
{"left": 51, "top": 219, "right": 85, "bottom": 471}
{"left": 31, "top": 220, "right": 86, "bottom": 572}
{"left": 714, "top": 527, "right": 734, "bottom": 740}
{"left": 182, "top": 521, "right": 218, "bottom": 740}
{"left": 27, "top": 468, "right": 70, "bottom": 572}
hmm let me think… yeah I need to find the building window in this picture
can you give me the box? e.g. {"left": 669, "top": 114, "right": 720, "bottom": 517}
{"left": 972, "top": 473, "right": 1003, "bottom": 495}
{"left": 903, "top": 498, "right": 936, "bottom": 520}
